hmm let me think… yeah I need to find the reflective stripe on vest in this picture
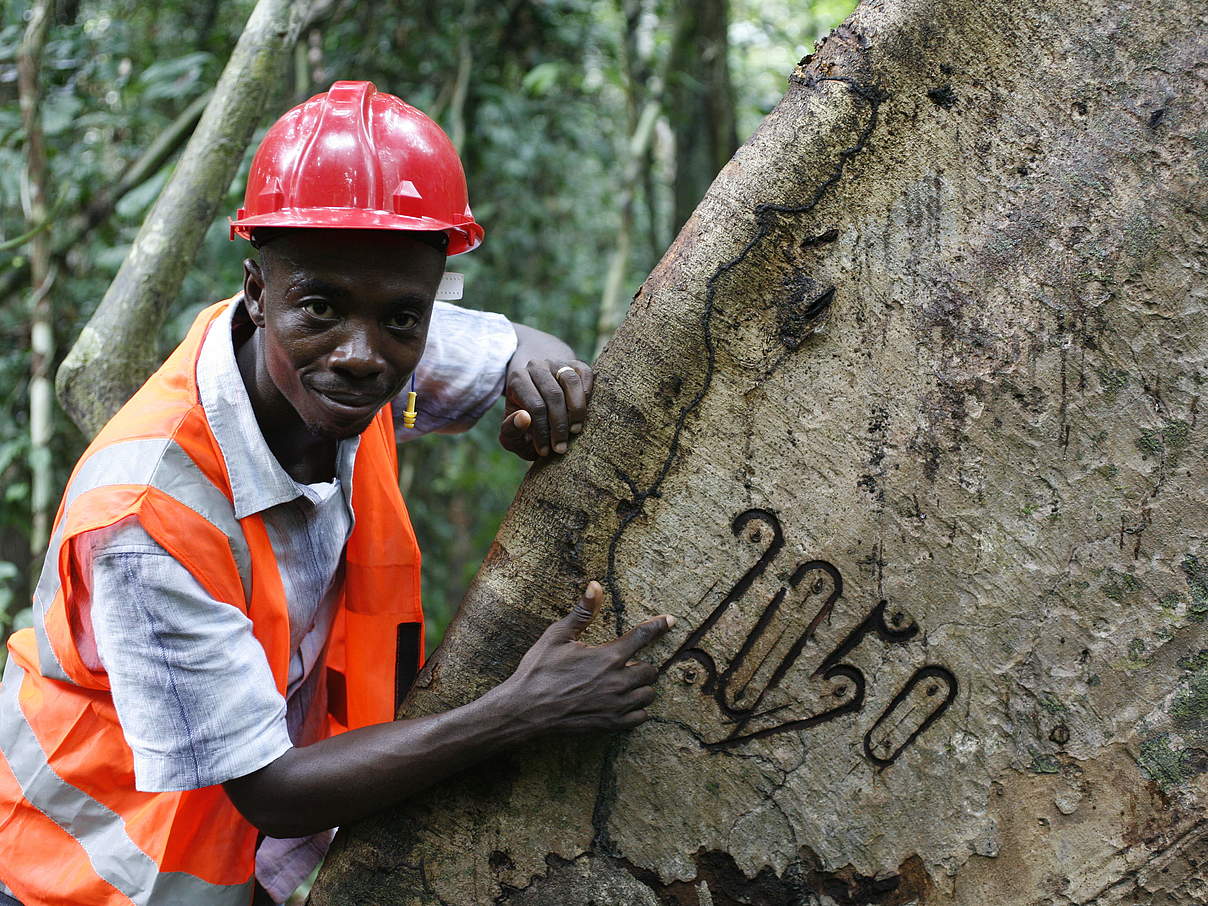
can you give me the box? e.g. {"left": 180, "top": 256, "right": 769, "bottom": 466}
{"left": 0, "top": 660, "right": 255, "bottom": 906}
{"left": 34, "top": 437, "right": 252, "bottom": 683}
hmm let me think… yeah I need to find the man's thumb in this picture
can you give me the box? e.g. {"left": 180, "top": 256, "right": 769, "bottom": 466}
{"left": 501, "top": 409, "right": 531, "bottom": 437}
{"left": 555, "top": 580, "right": 603, "bottom": 640}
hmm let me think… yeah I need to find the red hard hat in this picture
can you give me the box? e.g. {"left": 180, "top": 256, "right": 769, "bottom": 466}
{"left": 230, "top": 81, "right": 484, "bottom": 255}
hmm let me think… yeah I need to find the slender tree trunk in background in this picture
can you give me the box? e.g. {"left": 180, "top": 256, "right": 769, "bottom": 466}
{"left": 447, "top": 0, "right": 476, "bottom": 154}
{"left": 307, "top": 28, "right": 326, "bottom": 94}
{"left": 198, "top": 0, "right": 222, "bottom": 49}
{"left": 18, "top": 0, "right": 55, "bottom": 562}
{"left": 643, "top": 130, "right": 665, "bottom": 266}
{"left": 55, "top": 0, "right": 313, "bottom": 438}
{"left": 53, "top": 0, "right": 79, "bottom": 27}
{"left": 667, "top": 0, "right": 736, "bottom": 235}
{"left": 448, "top": 492, "right": 474, "bottom": 613}
{"left": 596, "top": 0, "right": 660, "bottom": 357}
{"left": 312, "top": 0, "right": 1206, "bottom": 902}
{"left": 595, "top": 98, "right": 659, "bottom": 357}
{"left": 293, "top": 37, "right": 311, "bottom": 101}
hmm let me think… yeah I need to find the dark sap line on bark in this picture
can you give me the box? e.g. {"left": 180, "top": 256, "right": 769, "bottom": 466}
{"left": 603, "top": 75, "right": 885, "bottom": 635}
{"left": 591, "top": 74, "right": 883, "bottom": 855}
{"left": 660, "top": 510, "right": 958, "bottom": 764}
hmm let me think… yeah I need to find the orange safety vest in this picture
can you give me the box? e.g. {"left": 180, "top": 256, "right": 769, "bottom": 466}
{"left": 0, "top": 300, "right": 424, "bottom": 905}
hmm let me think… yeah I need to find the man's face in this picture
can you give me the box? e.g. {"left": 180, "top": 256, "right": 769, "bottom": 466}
{"left": 243, "top": 229, "right": 445, "bottom": 439}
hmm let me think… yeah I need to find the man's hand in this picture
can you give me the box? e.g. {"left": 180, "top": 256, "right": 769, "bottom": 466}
{"left": 501, "top": 324, "right": 594, "bottom": 460}
{"left": 500, "top": 581, "right": 675, "bottom": 734}
{"left": 224, "top": 581, "right": 673, "bottom": 838}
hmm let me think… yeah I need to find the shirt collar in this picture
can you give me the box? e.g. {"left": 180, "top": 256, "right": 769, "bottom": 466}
{"left": 197, "top": 296, "right": 360, "bottom": 519}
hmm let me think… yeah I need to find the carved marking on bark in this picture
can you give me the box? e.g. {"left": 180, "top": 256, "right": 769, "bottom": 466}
{"left": 658, "top": 510, "right": 960, "bottom": 761}
{"left": 592, "top": 72, "right": 884, "bottom": 861}
{"left": 862, "top": 665, "right": 958, "bottom": 767}
{"left": 604, "top": 75, "right": 884, "bottom": 633}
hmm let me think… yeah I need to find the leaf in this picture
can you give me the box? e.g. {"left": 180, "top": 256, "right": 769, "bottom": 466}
{"left": 0, "top": 437, "right": 28, "bottom": 477}
{"left": 0, "top": 147, "right": 24, "bottom": 210}
{"left": 521, "top": 61, "right": 564, "bottom": 97}
{"left": 138, "top": 52, "right": 212, "bottom": 102}
{"left": 41, "top": 92, "right": 84, "bottom": 137}
{"left": 0, "top": 109, "right": 22, "bottom": 146}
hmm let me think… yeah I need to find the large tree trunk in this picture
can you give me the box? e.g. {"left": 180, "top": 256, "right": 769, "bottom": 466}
{"left": 311, "top": 0, "right": 1206, "bottom": 902}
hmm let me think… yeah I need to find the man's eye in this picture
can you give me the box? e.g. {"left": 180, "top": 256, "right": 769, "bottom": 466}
{"left": 388, "top": 311, "right": 419, "bottom": 331}
{"left": 302, "top": 300, "right": 336, "bottom": 320}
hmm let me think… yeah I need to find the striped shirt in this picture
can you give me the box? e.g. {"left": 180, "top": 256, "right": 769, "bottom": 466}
{"left": 69, "top": 295, "right": 515, "bottom": 903}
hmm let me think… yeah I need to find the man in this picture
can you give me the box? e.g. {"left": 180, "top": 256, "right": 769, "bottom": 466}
{"left": 0, "top": 82, "right": 672, "bottom": 905}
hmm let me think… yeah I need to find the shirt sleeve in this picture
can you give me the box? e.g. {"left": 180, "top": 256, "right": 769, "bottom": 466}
{"left": 395, "top": 301, "right": 518, "bottom": 443}
{"left": 84, "top": 519, "right": 293, "bottom": 793}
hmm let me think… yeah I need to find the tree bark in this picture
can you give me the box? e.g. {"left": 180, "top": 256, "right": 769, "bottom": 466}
{"left": 312, "top": 0, "right": 1207, "bottom": 902}
{"left": 55, "top": 0, "right": 312, "bottom": 438}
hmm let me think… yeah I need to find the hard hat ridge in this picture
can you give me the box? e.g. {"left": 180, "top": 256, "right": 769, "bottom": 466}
{"left": 230, "top": 81, "right": 484, "bottom": 255}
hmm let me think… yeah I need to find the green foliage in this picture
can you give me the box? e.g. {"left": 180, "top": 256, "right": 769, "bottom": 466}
{"left": 1, "top": 0, "right": 854, "bottom": 651}
{"left": 730, "top": 0, "right": 857, "bottom": 136}
{"left": 0, "top": 0, "right": 255, "bottom": 630}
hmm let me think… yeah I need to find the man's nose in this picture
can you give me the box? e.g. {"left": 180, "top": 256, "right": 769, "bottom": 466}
{"left": 328, "top": 328, "right": 386, "bottom": 381}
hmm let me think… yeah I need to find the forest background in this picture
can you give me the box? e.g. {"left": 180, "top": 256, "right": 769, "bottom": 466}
{"left": 0, "top": 0, "right": 854, "bottom": 654}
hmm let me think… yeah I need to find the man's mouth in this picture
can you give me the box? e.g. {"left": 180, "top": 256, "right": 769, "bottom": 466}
{"left": 312, "top": 385, "right": 389, "bottom": 417}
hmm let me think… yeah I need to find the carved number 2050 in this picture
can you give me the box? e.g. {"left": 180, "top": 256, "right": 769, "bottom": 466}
{"left": 660, "top": 509, "right": 958, "bottom": 766}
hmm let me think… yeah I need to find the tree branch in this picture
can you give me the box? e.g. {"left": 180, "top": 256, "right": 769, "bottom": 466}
{"left": 55, "top": 0, "right": 313, "bottom": 437}
{"left": 0, "top": 88, "right": 212, "bottom": 303}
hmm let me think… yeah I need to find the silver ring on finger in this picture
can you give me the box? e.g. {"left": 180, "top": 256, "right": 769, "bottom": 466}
{"left": 555, "top": 365, "right": 576, "bottom": 380}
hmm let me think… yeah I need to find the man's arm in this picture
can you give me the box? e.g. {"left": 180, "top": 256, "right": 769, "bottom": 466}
{"left": 223, "top": 582, "right": 672, "bottom": 838}
{"left": 398, "top": 303, "right": 594, "bottom": 461}
{"left": 84, "top": 522, "right": 669, "bottom": 838}
{"left": 84, "top": 521, "right": 295, "bottom": 794}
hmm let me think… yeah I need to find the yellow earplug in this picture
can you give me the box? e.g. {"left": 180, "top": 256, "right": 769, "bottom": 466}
{"left": 403, "top": 390, "right": 418, "bottom": 428}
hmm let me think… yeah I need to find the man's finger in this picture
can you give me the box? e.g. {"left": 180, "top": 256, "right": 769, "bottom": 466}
{"left": 618, "top": 708, "right": 649, "bottom": 729}
{"left": 622, "top": 685, "right": 657, "bottom": 711}
{"left": 555, "top": 364, "right": 588, "bottom": 435}
{"left": 528, "top": 361, "right": 568, "bottom": 455}
{"left": 610, "top": 614, "right": 676, "bottom": 660}
{"left": 621, "top": 662, "right": 659, "bottom": 689}
{"left": 508, "top": 368, "right": 548, "bottom": 456}
{"left": 499, "top": 410, "right": 537, "bottom": 460}
{"left": 549, "top": 581, "right": 603, "bottom": 641}
{"left": 577, "top": 363, "right": 595, "bottom": 409}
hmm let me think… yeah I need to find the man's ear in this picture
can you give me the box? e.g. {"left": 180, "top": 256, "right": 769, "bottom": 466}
{"left": 242, "top": 258, "right": 267, "bottom": 328}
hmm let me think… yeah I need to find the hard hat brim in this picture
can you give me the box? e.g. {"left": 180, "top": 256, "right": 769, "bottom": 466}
{"left": 229, "top": 207, "right": 484, "bottom": 256}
